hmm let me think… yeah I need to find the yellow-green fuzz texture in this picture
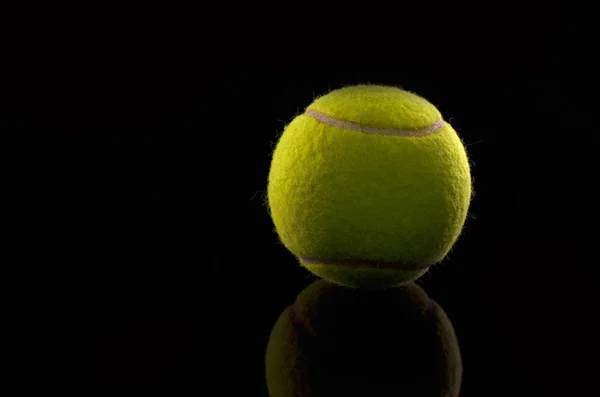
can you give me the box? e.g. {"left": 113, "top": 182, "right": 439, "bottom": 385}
{"left": 267, "top": 85, "right": 472, "bottom": 288}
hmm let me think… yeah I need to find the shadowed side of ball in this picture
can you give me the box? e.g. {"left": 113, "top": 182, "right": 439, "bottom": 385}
{"left": 267, "top": 85, "right": 472, "bottom": 288}
{"left": 298, "top": 258, "right": 430, "bottom": 290}
{"left": 265, "top": 279, "right": 462, "bottom": 397}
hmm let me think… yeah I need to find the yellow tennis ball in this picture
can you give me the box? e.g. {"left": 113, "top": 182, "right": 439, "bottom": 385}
{"left": 267, "top": 85, "right": 472, "bottom": 288}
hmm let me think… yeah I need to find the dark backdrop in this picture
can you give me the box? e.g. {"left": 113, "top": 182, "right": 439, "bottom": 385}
{"left": 2, "top": 4, "right": 597, "bottom": 395}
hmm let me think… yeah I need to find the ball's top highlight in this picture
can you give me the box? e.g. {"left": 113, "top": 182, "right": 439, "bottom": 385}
{"left": 305, "top": 85, "right": 444, "bottom": 134}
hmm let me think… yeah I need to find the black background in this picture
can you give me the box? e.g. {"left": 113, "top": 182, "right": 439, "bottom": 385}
{"left": 2, "top": 4, "right": 597, "bottom": 395}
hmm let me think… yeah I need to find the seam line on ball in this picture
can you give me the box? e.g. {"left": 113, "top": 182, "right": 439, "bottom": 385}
{"left": 300, "top": 257, "right": 432, "bottom": 271}
{"left": 305, "top": 108, "right": 445, "bottom": 137}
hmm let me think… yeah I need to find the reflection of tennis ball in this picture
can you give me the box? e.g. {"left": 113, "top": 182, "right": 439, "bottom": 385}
{"left": 265, "top": 280, "right": 462, "bottom": 397}
{"left": 267, "top": 85, "right": 472, "bottom": 288}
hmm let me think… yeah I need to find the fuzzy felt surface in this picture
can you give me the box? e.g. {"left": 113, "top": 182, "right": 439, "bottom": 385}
{"left": 265, "top": 280, "right": 463, "bottom": 397}
{"left": 267, "top": 85, "right": 472, "bottom": 287}
{"left": 309, "top": 85, "right": 443, "bottom": 131}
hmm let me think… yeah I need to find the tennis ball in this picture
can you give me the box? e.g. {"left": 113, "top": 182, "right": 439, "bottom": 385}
{"left": 265, "top": 280, "right": 462, "bottom": 397}
{"left": 267, "top": 85, "right": 472, "bottom": 288}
